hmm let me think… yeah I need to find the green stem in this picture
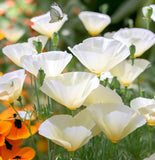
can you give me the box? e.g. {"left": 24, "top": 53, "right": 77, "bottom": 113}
{"left": 137, "top": 76, "right": 141, "bottom": 96}
{"left": 147, "top": 125, "right": 152, "bottom": 153}
{"left": 34, "top": 77, "right": 41, "bottom": 113}
{"left": 11, "top": 103, "right": 42, "bottom": 160}
{"left": 146, "top": 19, "right": 150, "bottom": 30}
{"left": 48, "top": 139, "right": 52, "bottom": 160}
{"left": 48, "top": 96, "right": 53, "bottom": 114}
{"left": 102, "top": 138, "right": 107, "bottom": 160}
{"left": 69, "top": 151, "right": 75, "bottom": 160}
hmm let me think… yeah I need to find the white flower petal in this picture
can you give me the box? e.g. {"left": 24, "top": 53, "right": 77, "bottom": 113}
{"left": 79, "top": 11, "right": 111, "bottom": 36}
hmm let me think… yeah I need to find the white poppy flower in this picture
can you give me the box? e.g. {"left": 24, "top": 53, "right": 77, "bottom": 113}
{"left": 40, "top": 72, "right": 99, "bottom": 110}
{"left": 144, "top": 153, "right": 155, "bottom": 160}
{"left": 79, "top": 11, "right": 111, "bottom": 36}
{"left": 39, "top": 109, "right": 100, "bottom": 151}
{"left": 0, "top": 69, "right": 26, "bottom": 103}
{"left": 3, "top": 28, "right": 25, "bottom": 43}
{"left": 142, "top": 5, "right": 155, "bottom": 22}
{"left": 21, "top": 51, "right": 72, "bottom": 78}
{"left": 87, "top": 103, "right": 146, "bottom": 143}
{"left": 69, "top": 37, "right": 130, "bottom": 76}
{"left": 84, "top": 84, "right": 123, "bottom": 106}
{"left": 31, "top": 12, "right": 68, "bottom": 38}
{"left": 130, "top": 97, "right": 155, "bottom": 126}
{"left": 2, "top": 43, "right": 37, "bottom": 67}
{"left": 113, "top": 28, "right": 155, "bottom": 57}
{"left": 110, "top": 59, "right": 150, "bottom": 86}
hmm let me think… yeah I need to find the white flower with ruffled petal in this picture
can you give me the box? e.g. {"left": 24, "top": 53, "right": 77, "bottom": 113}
{"left": 130, "top": 97, "right": 155, "bottom": 126}
{"left": 21, "top": 51, "right": 72, "bottom": 78}
{"left": 113, "top": 28, "right": 155, "bottom": 57}
{"left": 0, "top": 69, "right": 26, "bottom": 103}
{"left": 40, "top": 72, "right": 99, "bottom": 110}
{"left": 79, "top": 11, "right": 111, "bottom": 36}
{"left": 39, "top": 109, "right": 100, "bottom": 151}
{"left": 31, "top": 12, "right": 68, "bottom": 38}
{"left": 110, "top": 59, "right": 150, "bottom": 86}
{"left": 69, "top": 37, "right": 130, "bottom": 76}
{"left": 87, "top": 103, "right": 146, "bottom": 143}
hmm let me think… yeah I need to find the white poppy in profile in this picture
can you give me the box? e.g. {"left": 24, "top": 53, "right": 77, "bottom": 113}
{"left": 21, "top": 51, "right": 72, "bottom": 78}
{"left": 0, "top": 69, "right": 26, "bottom": 103}
{"left": 31, "top": 12, "right": 68, "bottom": 38}
{"left": 69, "top": 37, "right": 130, "bottom": 76}
{"left": 110, "top": 59, "right": 150, "bottom": 87}
{"left": 143, "top": 153, "right": 155, "bottom": 160}
{"left": 113, "top": 28, "right": 155, "bottom": 57}
{"left": 84, "top": 84, "right": 123, "bottom": 106}
{"left": 87, "top": 103, "right": 146, "bottom": 143}
{"left": 3, "top": 27, "right": 25, "bottom": 43}
{"left": 39, "top": 109, "right": 101, "bottom": 151}
{"left": 130, "top": 97, "right": 155, "bottom": 126}
{"left": 2, "top": 43, "right": 37, "bottom": 67}
{"left": 142, "top": 5, "right": 155, "bottom": 22}
{"left": 40, "top": 72, "right": 99, "bottom": 110}
{"left": 28, "top": 35, "right": 48, "bottom": 52}
{"left": 79, "top": 11, "right": 111, "bottom": 36}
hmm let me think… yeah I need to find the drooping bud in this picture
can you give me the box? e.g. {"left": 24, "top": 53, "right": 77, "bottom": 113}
{"left": 129, "top": 44, "right": 136, "bottom": 65}
{"left": 37, "top": 69, "right": 46, "bottom": 86}
{"left": 33, "top": 40, "right": 42, "bottom": 53}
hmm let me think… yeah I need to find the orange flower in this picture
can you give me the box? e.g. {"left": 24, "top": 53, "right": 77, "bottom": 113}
{"left": 0, "top": 138, "right": 35, "bottom": 160}
{"left": 0, "top": 121, "right": 12, "bottom": 146}
{"left": 7, "top": 119, "right": 39, "bottom": 140}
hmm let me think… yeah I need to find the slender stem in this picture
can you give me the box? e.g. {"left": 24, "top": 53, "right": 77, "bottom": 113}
{"left": 48, "top": 96, "right": 53, "bottom": 114}
{"left": 147, "top": 125, "right": 152, "bottom": 153}
{"left": 102, "top": 138, "right": 107, "bottom": 160}
{"left": 146, "top": 19, "right": 150, "bottom": 30}
{"left": 11, "top": 103, "right": 42, "bottom": 160}
{"left": 48, "top": 139, "right": 52, "bottom": 160}
{"left": 34, "top": 77, "right": 41, "bottom": 113}
{"left": 69, "top": 151, "right": 75, "bottom": 160}
{"left": 137, "top": 76, "right": 141, "bottom": 96}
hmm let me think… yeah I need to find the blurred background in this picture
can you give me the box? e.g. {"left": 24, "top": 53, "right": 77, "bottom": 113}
{"left": 0, "top": 0, "right": 155, "bottom": 95}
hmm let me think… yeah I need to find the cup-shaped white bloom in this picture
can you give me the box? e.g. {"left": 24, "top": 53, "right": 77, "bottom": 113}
{"left": 31, "top": 12, "right": 68, "bottom": 38}
{"left": 3, "top": 28, "right": 25, "bottom": 43}
{"left": 21, "top": 51, "right": 72, "bottom": 78}
{"left": 87, "top": 103, "right": 146, "bottom": 143}
{"left": 142, "top": 5, "right": 155, "bottom": 22}
{"left": 28, "top": 35, "right": 48, "bottom": 51}
{"left": 39, "top": 109, "right": 100, "bottom": 151}
{"left": 69, "top": 37, "right": 130, "bottom": 76}
{"left": 79, "top": 11, "right": 111, "bottom": 36}
{"left": 130, "top": 97, "right": 155, "bottom": 126}
{"left": 40, "top": 72, "right": 99, "bottom": 110}
{"left": 144, "top": 153, "right": 155, "bottom": 160}
{"left": 2, "top": 43, "right": 37, "bottom": 67}
{"left": 0, "top": 69, "right": 26, "bottom": 103}
{"left": 84, "top": 84, "right": 123, "bottom": 106}
{"left": 110, "top": 59, "right": 150, "bottom": 86}
{"left": 113, "top": 28, "right": 155, "bottom": 57}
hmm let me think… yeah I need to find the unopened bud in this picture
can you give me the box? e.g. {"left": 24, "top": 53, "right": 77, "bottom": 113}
{"left": 146, "top": 7, "right": 153, "bottom": 19}
{"left": 33, "top": 40, "right": 42, "bottom": 53}
{"left": 129, "top": 44, "right": 136, "bottom": 65}
{"left": 51, "top": 32, "right": 59, "bottom": 48}
{"left": 37, "top": 69, "right": 46, "bottom": 86}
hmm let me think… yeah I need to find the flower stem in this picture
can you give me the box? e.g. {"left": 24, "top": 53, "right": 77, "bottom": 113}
{"left": 34, "top": 77, "right": 41, "bottom": 113}
{"left": 102, "top": 138, "right": 107, "bottom": 160}
{"left": 48, "top": 139, "right": 52, "bottom": 160}
{"left": 11, "top": 103, "right": 42, "bottom": 160}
